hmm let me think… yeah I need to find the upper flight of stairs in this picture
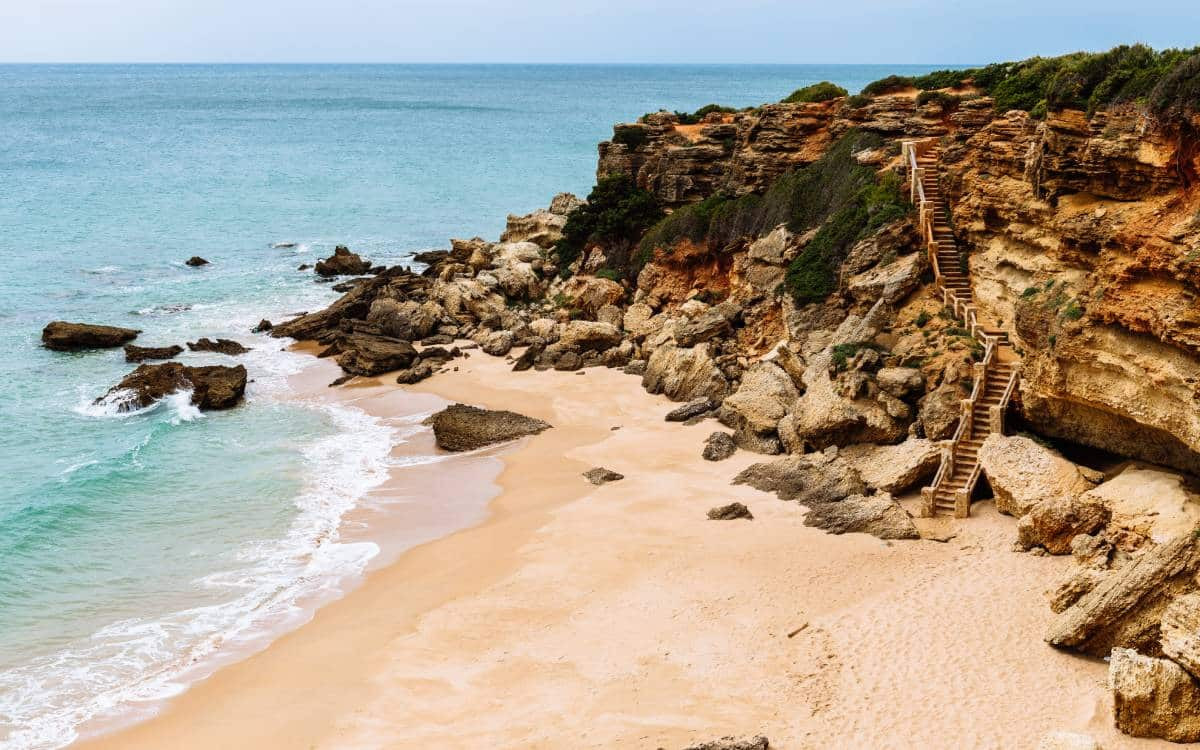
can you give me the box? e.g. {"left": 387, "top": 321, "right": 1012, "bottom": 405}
{"left": 902, "top": 139, "right": 1022, "bottom": 519}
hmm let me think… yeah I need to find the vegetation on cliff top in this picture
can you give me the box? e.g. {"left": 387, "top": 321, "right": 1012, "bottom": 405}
{"left": 782, "top": 81, "right": 847, "bottom": 104}
{"left": 636, "top": 130, "right": 909, "bottom": 303}
{"left": 861, "top": 43, "right": 1200, "bottom": 120}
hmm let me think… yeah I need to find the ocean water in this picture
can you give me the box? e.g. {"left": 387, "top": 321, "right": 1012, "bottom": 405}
{"left": 0, "top": 63, "right": 943, "bottom": 748}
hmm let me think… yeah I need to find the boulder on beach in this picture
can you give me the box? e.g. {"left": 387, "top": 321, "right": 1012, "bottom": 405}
{"left": 98, "top": 362, "right": 247, "bottom": 411}
{"left": 42, "top": 321, "right": 140, "bottom": 351}
{"left": 733, "top": 453, "right": 866, "bottom": 505}
{"left": 315, "top": 245, "right": 371, "bottom": 277}
{"left": 707, "top": 502, "right": 753, "bottom": 520}
{"left": 124, "top": 343, "right": 184, "bottom": 363}
{"left": 702, "top": 431, "right": 737, "bottom": 461}
{"left": 1110, "top": 647, "right": 1200, "bottom": 742}
{"left": 185, "top": 256, "right": 209, "bottom": 267}
{"left": 666, "top": 398, "right": 718, "bottom": 422}
{"left": 583, "top": 467, "right": 624, "bottom": 485}
{"left": 427, "top": 403, "right": 551, "bottom": 451}
{"left": 187, "top": 337, "right": 251, "bottom": 356}
{"left": 803, "top": 493, "right": 920, "bottom": 540}
{"left": 334, "top": 332, "right": 418, "bottom": 376}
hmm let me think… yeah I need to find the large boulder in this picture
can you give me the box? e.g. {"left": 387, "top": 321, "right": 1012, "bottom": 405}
{"left": 42, "top": 321, "right": 139, "bottom": 351}
{"left": 500, "top": 208, "right": 569, "bottom": 249}
{"left": 1082, "top": 466, "right": 1200, "bottom": 549}
{"left": 917, "top": 381, "right": 962, "bottom": 440}
{"left": 642, "top": 344, "right": 730, "bottom": 402}
{"left": 97, "top": 362, "right": 246, "bottom": 411}
{"left": 334, "top": 333, "right": 418, "bottom": 376}
{"left": 718, "top": 361, "right": 799, "bottom": 454}
{"left": 803, "top": 493, "right": 920, "bottom": 540}
{"left": 557, "top": 321, "right": 622, "bottom": 353}
{"left": 557, "top": 275, "right": 625, "bottom": 316}
{"left": 1162, "top": 593, "right": 1200, "bottom": 680}
{"left": 124, "top": 344, "right": 183, "bottom": 362}
{"left": 428, "top": 404, "right": 551, "bottom": 451}
{"left": 1046, "top": 533, "right": 1200, "bottom": 657}
{"left": 367, "top": 299, "right": 441, "bottom": 341}
{"left": 1110, "top": 647, "right": 1200, "bottom": 742}
{"left": 978, "top": 434, "right": 1096, "bottom": 517}
{"left": 874, "top": 366, "right": 925, "bottom": 399}
{"left": 846, "top": 251, "right": 925, "bottom": 306}
{"left": 1016, "top": 493, "right": 1111, "bottom": 554}
{"left": 733, "top": 453, "right": 866, "bottom": 505}
{"left": 837, "top": 438, "right": 942, "bottom": 494}
{"left": 315, "top": 245, "right": 371, "bottom": 277}
{"left": 480, "top": 330, "right": 515, "bottom": 357}
{"left": 673, "top": 309, "right": 732, "bottom": 347}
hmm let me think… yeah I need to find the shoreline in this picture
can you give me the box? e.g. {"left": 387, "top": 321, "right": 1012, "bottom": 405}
{"left": 77, "top": 349, "right": 1168, "bottom": 749}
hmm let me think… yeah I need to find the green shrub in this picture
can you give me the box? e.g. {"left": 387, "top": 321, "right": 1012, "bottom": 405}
{"left": 915, "top": 310, "right": 931, "bottom": 327}
{"left": 1061, "top": 300, "right": 1085, "bottom": 320}
{"left": 1021, "top": 286, "right": 1039, "bottom": 298}
{"left": 916, "top": 90, "right": 964, "bottom": 110}
{"left": 612, "top": 125, "right": 649, "bottom": 150}
{"left": 861, "top": 75, "right": 914, "bottom": 96}
{"left": 557, "top": 175, "right": 663, "bottom": 279}
{"left": 782, "top": 81, "right": 848, "bottom": 104}
{"left": 1149, "top": 52, "right": 1200, "bottom": 123}
{"left": 846, "top": 94, "right": 870, "bottom": 108}
{"left": 673, "top": 103, "right": 737, "bottom": 124}
{"left": 830, "top": 341, "right": 883, "bottom": 371}
{"left": 912, "top": 69, "right": 974, "bottom": 90}
{"left": 594, "top": 268, "right": 622, "bottom": 282}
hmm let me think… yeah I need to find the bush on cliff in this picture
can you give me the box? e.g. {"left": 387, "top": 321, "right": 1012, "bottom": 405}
{"left": 782, "top": 81, "right": 847, "bottom": 104}
{"left": 557, "top": 175, "right": 663, "bottom": 279}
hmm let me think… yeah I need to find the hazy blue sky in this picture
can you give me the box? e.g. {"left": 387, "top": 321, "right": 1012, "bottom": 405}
{"left": 2, "top": 0, "right": 1197, "bottom": 64}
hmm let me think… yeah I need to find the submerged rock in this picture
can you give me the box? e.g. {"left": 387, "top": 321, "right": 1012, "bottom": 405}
{"left": 123, "top": 343, "right": 183, "bottom": 363}
{"left": 42, "top": 321, "right": 139, "bottom": 351}
{"left": 583, "top": 467, "right": 624, "bottom": 485}
{"left": 707, "top": 502, "right": 753, "bottom": 520}
{"left": 185, "top": 256, "right": 209, "bottom": 267}
{"left": 98, "top": 362, "right": 246, "bottom": 411}
{"left": 252, "top": 319, "right": 273, "bottom": 333}
{"left": 315, "top": 245, "right": 371, "bottom": 277}
{"left": 187, "top": 337, "right": 251, "bottom": 356}
{"left": 428, "top": 404, "right": 550, "bottom": 451}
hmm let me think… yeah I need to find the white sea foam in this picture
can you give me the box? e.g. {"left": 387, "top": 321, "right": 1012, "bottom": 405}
{"left": 1, "top": 356, "right": 398, "bottom": 749}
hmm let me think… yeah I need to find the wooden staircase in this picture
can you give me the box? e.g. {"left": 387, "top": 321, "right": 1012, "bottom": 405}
{"left": 903, "top": 139, "right": 1021, "bottom": 518}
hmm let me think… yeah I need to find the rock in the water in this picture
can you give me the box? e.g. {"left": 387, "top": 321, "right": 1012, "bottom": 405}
{"left": 733, "top": 454, "right": 866, "bottom": 505}
{"left": 1161, "top": 592, "right": 1200, "bottom": 680}
{"left": 335, "top": 332, "right": 418, "bottom": 376}
{"left": 707, "top": 502, "right": 753, "bottom": 520}
{"left": 1046, "top": 533, "right": 1200, "bottom": 656}
{"left": 1017, "top": 493, "right": 1110, "bottom": 554}
{"left": 123, "top": 344, "right": 183, "bottom": 363}
{"left": 702, "top": 432, "right": 737, "bottom": 461}
{"left": 837, "top": 439, "right": 941, "bottom": 494}
{"left": 428, "top": 404, "right": 550, "bottom": 451}
{"left": 803, "top": 493, "right": 920, "bottom": 540}
{"left": 666, "top": 398, "right": 717, "bottom": 422}
{"left": 583, "top": 467, "right": 624, "bottom": 485}
{"left": 187, "top": 337, "right": 251, "bottom": 356}
{"left": 185, "top": 256, "right": 209, "bottom": 267}
{"left": 979, "top": 434, "right": 1096, "bottom": 517}
{"left": 97, "top": 362, "right": 246, "bottom": 411}
{"left": 42, "top": 321, "right": 139, "bottom": 351}
{"left": 252, "top": 319, "right": 273, "bottom": 333}
{"left": 315, "top": 245, "right": 371, "bottom": 277}
{"left": 1110, "top": 647, "right": 1200, "bottom": 742}
{"left": 1034, "top": 731, "right": 1100, "bottom": 750}
{"left": 682, "top": 736, "right": 769, "bottom": 750}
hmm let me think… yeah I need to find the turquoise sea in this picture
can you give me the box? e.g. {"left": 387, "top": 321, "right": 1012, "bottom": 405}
{"left": 0, "top": 63, "right": 943, "bottom": 748}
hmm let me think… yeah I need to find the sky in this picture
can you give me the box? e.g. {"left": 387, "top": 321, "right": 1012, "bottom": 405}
{"left": 1, "top": 0, "right": 1197, "bottom": 64}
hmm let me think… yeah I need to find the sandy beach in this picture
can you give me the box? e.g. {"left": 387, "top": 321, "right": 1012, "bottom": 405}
{"left": 78, "top": 349, "right": 1170, "bottom": 749}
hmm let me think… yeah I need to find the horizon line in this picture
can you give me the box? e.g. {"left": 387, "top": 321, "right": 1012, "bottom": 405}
{"left": 0, "top": 61, "right": 983, "bottom": 67}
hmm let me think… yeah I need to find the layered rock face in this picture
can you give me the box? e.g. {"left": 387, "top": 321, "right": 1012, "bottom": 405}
{"left": 940, "top": 106, "right": 1200, "bottom": 474}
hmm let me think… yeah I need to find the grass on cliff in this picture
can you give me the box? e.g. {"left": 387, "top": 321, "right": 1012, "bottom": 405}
{"left": 782, "top": 81, "right": 847, "bottom": 104}
{"left": 557, "top": 175, "right": 663, "bottom": 279}
{"left": 859, "top": 43, "right": 1200, "bottom": 120}
{"left": 636, "top": 130, "right": 910, "bottom": 304}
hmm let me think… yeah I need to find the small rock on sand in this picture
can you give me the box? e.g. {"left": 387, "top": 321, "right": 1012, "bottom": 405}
{"left": 682, "top": 736, "right": 769, "bottom": 750}
{"left": 583, "top": 467, "right": 624, "bottom": 485}
{"left": 702, "top": 431, "right": 737, "bottom": 461}
{"left": 707, "top": 502, "right": 753, "bottom": 520}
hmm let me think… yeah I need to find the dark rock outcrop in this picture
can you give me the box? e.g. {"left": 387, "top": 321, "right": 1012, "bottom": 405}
{"left": 252, "top": 319, "right": 273, "bottom": 333}
{"left": 427, "top": 404, "right": 551, "bottom": 451}
{"left": 124, "top": 344, "right": 183, "bottom": 362}
{"left": 42, "top": 321, "right": 139, "bottom": 351}
{"left": 335, "top": 332, "right": 418, "bottom": 376}
{"left": 702, "top": 431, "right": 737, "bottom": 461}
{"left": 666, "top": 399, "right": 718, "bottom": 422}
{"left": 187, "top": 338, "right": 251, "bottom": 356}
{"left": 185, "top": 256, "right": 209, "bottom": 267}
{"left": 315, "top": 245, "right": 371, "bottom": 277}
{"left": 98, "top": 362, "right": 247, "bottom": 411}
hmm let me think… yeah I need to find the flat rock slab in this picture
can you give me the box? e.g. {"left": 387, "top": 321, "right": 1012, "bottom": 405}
{"left": 427, "top": 404, "right": 550, "bottom": 451}
{"left": 188, "top": 337, "right": 251, "bottom": 355}
{"left": 583, "top": 467, "right": 624, "bottom": 485}
{"left": 43, "top": 321, "right": 140, "bottom": 351}
{"left": 124, "top": 344, "right": 183, "bottom": 363}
